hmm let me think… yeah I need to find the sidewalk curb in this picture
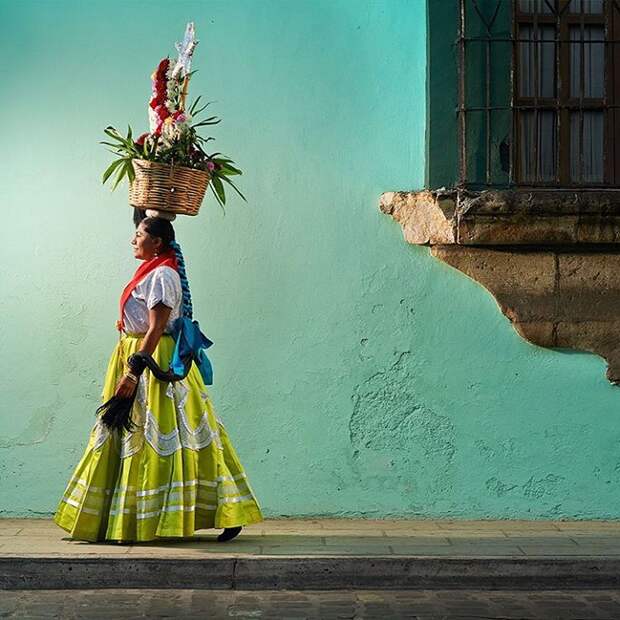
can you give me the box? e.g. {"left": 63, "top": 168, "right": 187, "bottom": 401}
{"left": 2, "top": 556, "right": 620, "bottom": 590}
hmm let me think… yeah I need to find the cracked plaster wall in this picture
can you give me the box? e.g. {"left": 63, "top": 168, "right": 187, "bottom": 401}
{"left": 2, "top": 0, "right": 620, "bottom": 520}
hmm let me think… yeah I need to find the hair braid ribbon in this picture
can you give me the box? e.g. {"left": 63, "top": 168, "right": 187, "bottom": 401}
{"left": 169, "top": 240, "right": 193, "bottom": 319}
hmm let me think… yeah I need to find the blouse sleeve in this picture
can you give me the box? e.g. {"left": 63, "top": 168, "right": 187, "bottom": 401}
{"left": 144, "top": 267, "right": 182, "bottom": 311}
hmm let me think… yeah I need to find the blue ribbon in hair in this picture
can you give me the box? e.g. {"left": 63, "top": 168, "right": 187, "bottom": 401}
{"left": 169, "top": 316, "right": 214, "bottom": 385}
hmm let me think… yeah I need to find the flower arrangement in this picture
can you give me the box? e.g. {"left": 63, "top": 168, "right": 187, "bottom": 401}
{"left": 101, "top": 23, "right": 245, "bottom": 210}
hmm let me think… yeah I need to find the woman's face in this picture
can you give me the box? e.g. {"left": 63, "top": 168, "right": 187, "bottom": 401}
{"left": 131, "top": 222, "right": 162, "bottom": 261}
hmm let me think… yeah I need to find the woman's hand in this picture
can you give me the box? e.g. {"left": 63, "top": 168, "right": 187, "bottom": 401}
{"left": 115, "top": 319, "right": 122, "bottom": 332}
{"left": 115, "top": 375, "right": 137, "bottom": 399}
{"left": 114, "top": 303, "right": 170, "bottom": 399}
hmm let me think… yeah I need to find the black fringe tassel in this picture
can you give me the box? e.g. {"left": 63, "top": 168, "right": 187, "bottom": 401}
{"left": 96, "top": 391, "right": 139, "bottom": 433}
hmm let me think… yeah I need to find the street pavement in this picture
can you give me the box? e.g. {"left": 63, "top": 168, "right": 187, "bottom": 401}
{"left": 2, "top": 588, "right": 620, "bottom": 618}
{"left": 3, "top": 518, "right": 620, "bottom": 617}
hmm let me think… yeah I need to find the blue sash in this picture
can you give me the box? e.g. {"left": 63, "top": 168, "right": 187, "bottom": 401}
{"left": 169, "top": 316, "right": 214, "bottom": 385}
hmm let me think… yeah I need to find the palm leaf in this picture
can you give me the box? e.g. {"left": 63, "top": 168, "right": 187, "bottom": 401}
{"left": 219, "top": 174, "right": 247, "bottom": 202}
{"left": 188, "top": 95, "right": 202, "bottom": 115}
{"left": 110, "top": 164, "right": 127, "bottom": 191}
{"left": 126, "top": 159, "right": 136, "bottom": 183}
{"left": 218, "top": 163, "right": 242, "bottom": 175}
{"left": 211, "top": 175, "right": 226, "bottom": 205}
{"left": 102, "top": 158, "right": 125, "bottom": 185}
{"left": 192, "top": 118, "right": 221, "bottom": 128}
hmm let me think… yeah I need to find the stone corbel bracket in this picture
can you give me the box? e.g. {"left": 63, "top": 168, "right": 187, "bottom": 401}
{"left": 380, "top": 189, "right": 620, "bottom": 383}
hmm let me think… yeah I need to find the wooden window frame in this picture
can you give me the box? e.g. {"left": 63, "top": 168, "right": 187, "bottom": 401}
{"left": 456, "top": 0, "right": 620, "bottom": 189}
{"left": 513, "top": 0, "right": 618, "bottom": 187}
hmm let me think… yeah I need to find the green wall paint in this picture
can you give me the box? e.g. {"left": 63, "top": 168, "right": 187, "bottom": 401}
{"left": 1, "top": 0, "right": 620, "bottom": 520}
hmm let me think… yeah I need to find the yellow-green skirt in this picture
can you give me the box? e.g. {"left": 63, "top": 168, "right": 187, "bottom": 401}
{"left": 53, "top": 333, "right": 264, "bottom": 542}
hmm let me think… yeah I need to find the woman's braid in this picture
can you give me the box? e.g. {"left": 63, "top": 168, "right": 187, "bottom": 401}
{"left": 169, "top": 240, "right": 193, "bottom": 319}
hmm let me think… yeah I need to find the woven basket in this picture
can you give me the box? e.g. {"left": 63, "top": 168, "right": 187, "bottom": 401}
{"left": 129, "top": 159, "right": 211, "bottom": 216}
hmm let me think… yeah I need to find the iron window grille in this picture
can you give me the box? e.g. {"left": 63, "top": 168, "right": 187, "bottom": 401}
{"left": 457, "top": 0, "right": 620, "bottom": 189}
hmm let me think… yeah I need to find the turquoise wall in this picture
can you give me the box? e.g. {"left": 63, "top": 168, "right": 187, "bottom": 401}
{"left": 2, "top": 0, "right": 620, "bottom": 520}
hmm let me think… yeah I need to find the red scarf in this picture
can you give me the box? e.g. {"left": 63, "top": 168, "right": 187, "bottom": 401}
{"left": 118, "top": 249, "right": 178, "bottom": 331}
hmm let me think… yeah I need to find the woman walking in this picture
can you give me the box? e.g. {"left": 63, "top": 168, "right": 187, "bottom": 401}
{"left": 53, "top": 211, "right": 263, "bottom": 543}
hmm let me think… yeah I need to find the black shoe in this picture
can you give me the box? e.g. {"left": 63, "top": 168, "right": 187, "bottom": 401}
{"left": 217, "top": 526, "right": 242, "bottom": 542}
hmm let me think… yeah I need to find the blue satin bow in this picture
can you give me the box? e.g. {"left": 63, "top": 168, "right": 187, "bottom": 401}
{"left": 169, "top": 317, "right": 214, "bottom": 385}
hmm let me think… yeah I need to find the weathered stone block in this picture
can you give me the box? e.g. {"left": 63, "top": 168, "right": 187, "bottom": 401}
{"left": 513, "top": 321, "right": 555, "bottom": 348}
{"left": 431, "top": 246, "right": 556, "bottom": 322}
{"left": 459, "top": 216, "right": 580, "bottom": 245}
{"left": 380, "top": 191, "right": 456, "bottom": 245}
{"left": 380, "top": 189, "right": 620, "bottom": 383}
{"left": 430, "top": 247, "right": 620, "bottom": 383}
{"left": 382, "top": 188, "right": 620, "bottom": 246}
{"left": 558, "top": 254, "right": 620, "bottom": 321}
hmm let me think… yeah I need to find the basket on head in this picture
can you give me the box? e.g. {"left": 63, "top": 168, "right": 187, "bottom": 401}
{"left": 129, "top": 159, "right": 211, "bottom": 216}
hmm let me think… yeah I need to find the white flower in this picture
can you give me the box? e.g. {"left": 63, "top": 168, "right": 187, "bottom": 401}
{"left": 148, "top": 107, "right": 159, "bottom": 134}
{"left": 166, "top": 59, "right": 177, "bottom": 79}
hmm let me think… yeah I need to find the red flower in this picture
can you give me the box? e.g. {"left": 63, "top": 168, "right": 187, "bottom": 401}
{"left": 155, "top": 58, "right": 170, "bottom": 80}
{"left": 135, "top": 133, "right": 149, "bottom": 146}
{"left": 154, "top": 104, "right": 170, "bottom": 121}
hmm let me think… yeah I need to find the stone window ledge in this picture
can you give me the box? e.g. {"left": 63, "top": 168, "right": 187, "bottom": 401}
{"left": 380, "top": 188, "right": 620, "bottom": 383}
{"left": 380, "top": 188, "right": 620, "bottom": 246}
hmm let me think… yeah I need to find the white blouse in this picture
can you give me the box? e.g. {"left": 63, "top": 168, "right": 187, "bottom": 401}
{"left": 122, "top": 266, "right": 182, "bottom": 334}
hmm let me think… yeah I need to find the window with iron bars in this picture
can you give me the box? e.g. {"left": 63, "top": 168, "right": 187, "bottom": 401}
{"left": 458, "top": 0, "right": 620, "bottom": 189}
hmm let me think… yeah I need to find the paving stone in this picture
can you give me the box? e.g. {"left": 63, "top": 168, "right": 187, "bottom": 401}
{"left": 261, "top": 544, "right": 392, "bottom": 555}
{"left": 126, "top": 544, "right": 264, "bottom": 556}
{"left": 517, "top": 544, "right": 620, "bottom": 556}
{"left": 5, "top": 517, "right": 620, "bottom": 592}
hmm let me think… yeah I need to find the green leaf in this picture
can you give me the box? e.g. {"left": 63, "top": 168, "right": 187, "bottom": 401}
{"left": 189, "top": 100, "right": 214, "bottom": 114}
{"left": 209, "top": 184, "right": 226, "bottom": 213}
{"left": 219, "top": 174, "right": 247, "bottom": 202}
{"left": 104, "top": 125, "right": 135, "bottom": 151}
{"left": 104, "top": 127, "right": 123, "bottom": 141}
{"left": 126, "top": 159, "right": 136, "bottom": 183}
{"left": 102, "top": 158, "right": 125, "bottom": 185}
{"left": 192, "top": 119, "right": 221, "bottom": 129}
{"left": 110, "top": 164, "right": 126, "bottom": 191}
{"left": 109, "top": 158, "right": 133, "bottom": 190}
{"left": 188, "top": 95, "right": 202, "bottom": 115}
{"left": 191, "top": 103, "right": 213, "bottom": 118}
{"left": 211, "top": 175, "right": 226, "bottom": 205}
{"left": 218, "top": 163, "right": 242, "bottom": 175}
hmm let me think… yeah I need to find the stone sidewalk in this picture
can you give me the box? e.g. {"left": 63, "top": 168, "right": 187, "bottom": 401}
{"left": 2, "top": 518, "right": 620, "bottom": 590}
